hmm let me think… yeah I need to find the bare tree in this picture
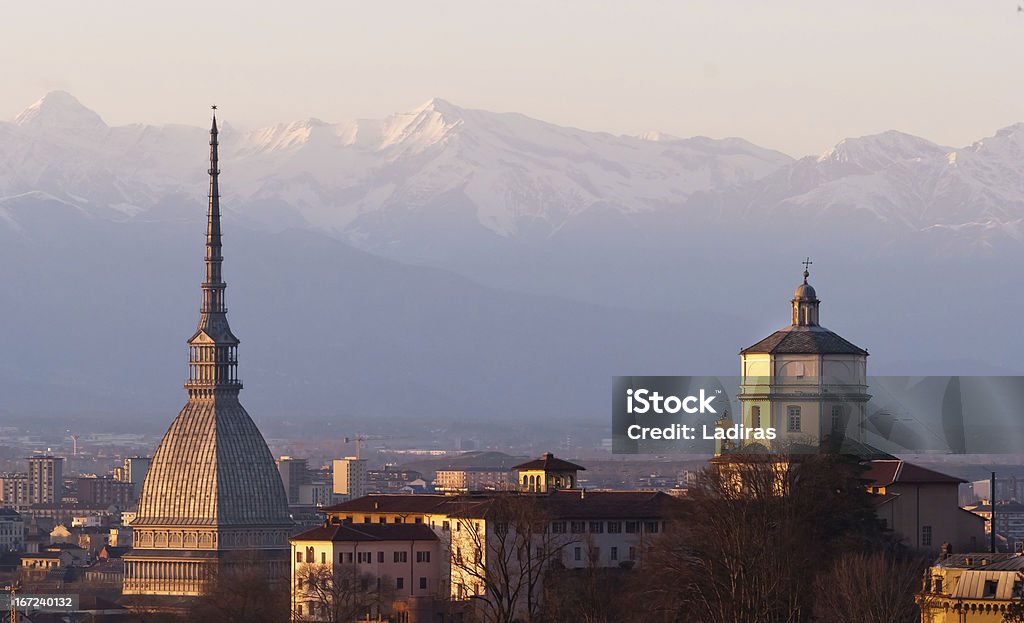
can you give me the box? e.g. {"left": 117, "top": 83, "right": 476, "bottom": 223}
{"left": 814, "top": 552, "right": 925, "bottom": 623}
{"left": 293, "top": 561, "right": 395, "bottom": 622}
{"left": 449, "top": 494, "right": 572, "bottom": 623}
{"left": 637, "top": 454, "right": 887, "bottom": 623}
{"left": 188, "top": 556, "right": 289, "bottom": 623}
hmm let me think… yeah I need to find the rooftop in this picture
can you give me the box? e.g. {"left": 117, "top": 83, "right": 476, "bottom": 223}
{"left": 863, "top": 459, "right": 964, "bottom": 487}
{"left": 740, "top": 326, "right": 868, "bottom": 356}
{"left": 292, "top": 523, "right": 439, "bottom": 543}
{"left": 512, "top": 452, "right": 586, "bottom": 472}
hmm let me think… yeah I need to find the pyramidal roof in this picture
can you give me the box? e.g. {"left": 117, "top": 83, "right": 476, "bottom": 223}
{"left": 134, "top": 110, "right": 289, "bottom": 529}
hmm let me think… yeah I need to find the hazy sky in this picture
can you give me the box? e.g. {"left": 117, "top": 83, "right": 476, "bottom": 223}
{"left": 3, "top": 1, "right": 1022, "bottom": 157}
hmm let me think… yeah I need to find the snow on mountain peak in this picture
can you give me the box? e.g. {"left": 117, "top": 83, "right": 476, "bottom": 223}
{"left": 14, "top": 91, "right": 107, "bottom": 135}
{"left": 637, "top": 131, "right": 682, "bottom": 142}
{"left": 815, "top": 130, "right": 948, "bottom": 171}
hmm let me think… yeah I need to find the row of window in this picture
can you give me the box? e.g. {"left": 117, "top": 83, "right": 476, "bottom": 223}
{"left": 551, "top": 520, "right": 661, "bottom": 534}
{"left": 572, "top": 545, "right": 636, "bottom": 563}
{"left": 748, "top": 405, "right": 847, "bottom": 432}
{"left": 297, "top": 576, "right": 430, "bottom": 593}
{"left": 296, "top": 548, "right": 431, "bottom": 565}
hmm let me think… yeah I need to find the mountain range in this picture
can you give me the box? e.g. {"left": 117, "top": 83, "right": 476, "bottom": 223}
{"left": 1, "top": 92, "right": 1022, "bottom": 426}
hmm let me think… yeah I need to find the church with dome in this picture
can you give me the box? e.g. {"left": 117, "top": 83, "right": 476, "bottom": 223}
{"left": 123, "top": 112, "right": 292, "bottom": 602}
{"left": 722, "top": 262, "right": 872, "bottom": 454}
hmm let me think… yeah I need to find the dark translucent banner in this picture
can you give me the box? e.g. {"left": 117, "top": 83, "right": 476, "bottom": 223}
{"left": 612, "top": 376, "right": 1024, "bottom": 455}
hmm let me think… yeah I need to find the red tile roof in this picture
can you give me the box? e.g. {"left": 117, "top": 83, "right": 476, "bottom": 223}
{"left": 862, "top": 460, "right": 964, "bottom": 487}
{"left": 292, "top": 523, "right": 439, "bottom": 543}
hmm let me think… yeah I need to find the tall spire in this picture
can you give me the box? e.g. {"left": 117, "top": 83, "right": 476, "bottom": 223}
{"left": 187, "top": 106, "right": 240, "bottom": 397}
{"left": 203, "top": 106, "right": 223, "bottom": 315}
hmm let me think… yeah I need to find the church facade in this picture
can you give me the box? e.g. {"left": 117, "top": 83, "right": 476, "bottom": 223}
{"left": 123, "top": 112, "right": 292, "bottom": 601}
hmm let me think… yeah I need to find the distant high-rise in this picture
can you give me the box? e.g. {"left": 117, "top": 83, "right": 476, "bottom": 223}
{"left": 118, "top": 456, "right": 151, "bottom": 497}
{"left": 278, "top": 457, "right": 311, "bottom": 505}
{"left": 332, "top": 457, "right": 367, "bottom": 501}
{"left": 124, "top": 111, "right": 291, "bottom": 601}
{"left": 27, "top": 456, "right": 63, "bottom": 505}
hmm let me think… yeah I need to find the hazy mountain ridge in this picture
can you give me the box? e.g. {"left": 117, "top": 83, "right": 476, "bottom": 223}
{"left": 0, "top": 92, "right": 1022, "bottom": 422}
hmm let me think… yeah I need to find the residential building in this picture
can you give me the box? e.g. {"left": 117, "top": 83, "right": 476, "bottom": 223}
{"left": 77, "top": 476, "right": 136, "bottom": 508}
{"left": 963, "top": 500, "right": 1024, "bottom": 552}
{"left": 0, "top": 473, "right": 28, "bottom": 510}
{"left": 434, "top": 469, "right": 513, "bottom": 494}
{"left": 866, "top": 459, "right": 986, "bottom": 553}
{"left": 319, "top": 462, "right": 680, "bottom": 618}
{"left": 918, "top": 552, "right": 1024, "bottom": 621}
{"left": 280, "top": 457, "right": 312, "bottom": 505}
{"left": 290, "top": 523, "right": 443, "bottom": 621}
{"left": 0, "top": 509, "right": 24, "bottom": 552}
{"left": 333, "top": 457, "right": 368, "bottom": 502}
{"left": 27, "top": 456, "right": 64, "bottom": 505}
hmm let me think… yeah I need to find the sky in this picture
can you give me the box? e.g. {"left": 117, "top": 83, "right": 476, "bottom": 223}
{"left": 2, "top": 0, "right": 1023, "bottom": 157}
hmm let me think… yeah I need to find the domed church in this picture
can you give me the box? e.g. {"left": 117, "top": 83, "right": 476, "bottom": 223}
{"left": 731, "top": 262, "right": 871, "bottom": 453}
{"left": 123, "top": 111, "right": 291, "bottom": 601}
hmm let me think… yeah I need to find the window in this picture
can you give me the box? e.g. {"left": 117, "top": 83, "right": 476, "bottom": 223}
{"left": 589, "top": 521, "right": 604, "bottom": 534}
{"left": 574, "top": 547, "right": 582, "bottom": 561}
{"left": 625, "top": 521, "right": 640, "bottom": 534}
{"left": 363, "top": 517, "right": 371, "bottom": 523}
{"left": 378, "top": 517, "right": 386, "bottom": 524}
{"left": 416, "top": 551, "right": 431, "bottom": 563}
{"left": 787, "top": 406, "right": 801, "bottom": 432}
{"left": 415, "top": 517, "right": 422, "bottom": 523}
{"left": 455, "top": 548, "right": 462, "bottom": 564}
{"left": 297, "top": 605, "right": 302, "bottom": 616}
{"left": 394, "top": 551, "right": 408, "bottom": 563}
{"left": 629, "top": 546, "right": 636, "bottom": 561}
{"left": 751, "top": 405, "right": 761, "bottom": 428}
{"left": 321, "top": 552, "right": 326, "bottom": 564}
{"left": 607, "top": 521, "right": 622, "bottom": 533}
{"left": 295, "top": 551, "right": 301, "bottom": 563}
{"left": 922, "top": 525, "right": 932, "bottom": 547}
{"left": 592, "top": 547, "right": 600, "bottom": 561}
{"left": 570, "top": 521, "right": 585, "bottom": 533}
{"left": 831, "top": 405, "right": 843, "bottom": 430}
{"left": 984, "top": 580, "right": 998, "bottom": 598}
{"left": 442, "top": 521, "right": 450, "bottom": 531}
{"left": 378, "top": 551, "right": 384, "bottom": 563}
{"left": 305, "top": 546, "right": 314, "bottom": 563}
{"left": 394, "top": 517, "right": 403, "bottom": 524}
{"left": 611, "top": 546, "right": 618, "bottom": 561}
{"left": 419, "top": 577, "right": 427, "bottom": 590}
{"left": 644, "top": 521, "right": 660, "bottom": 534}
{"left": 551, "top": 521, "right": 567, "bottom": 533}
{"left": 346, "top": 552, "right": 353, "bottom": 564}
{"left": 934, "top": 576, "right": 943, "bottom": 593}
{"left": 396, "top": 577, "right": 404, "bottom": 589}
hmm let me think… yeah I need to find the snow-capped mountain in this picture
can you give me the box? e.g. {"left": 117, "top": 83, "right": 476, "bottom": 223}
{"left": 0, "top": 92, "right": 792, "bottom": 237}
{"left": 2, "top": 92, "right": 1023, "bottom": 422}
